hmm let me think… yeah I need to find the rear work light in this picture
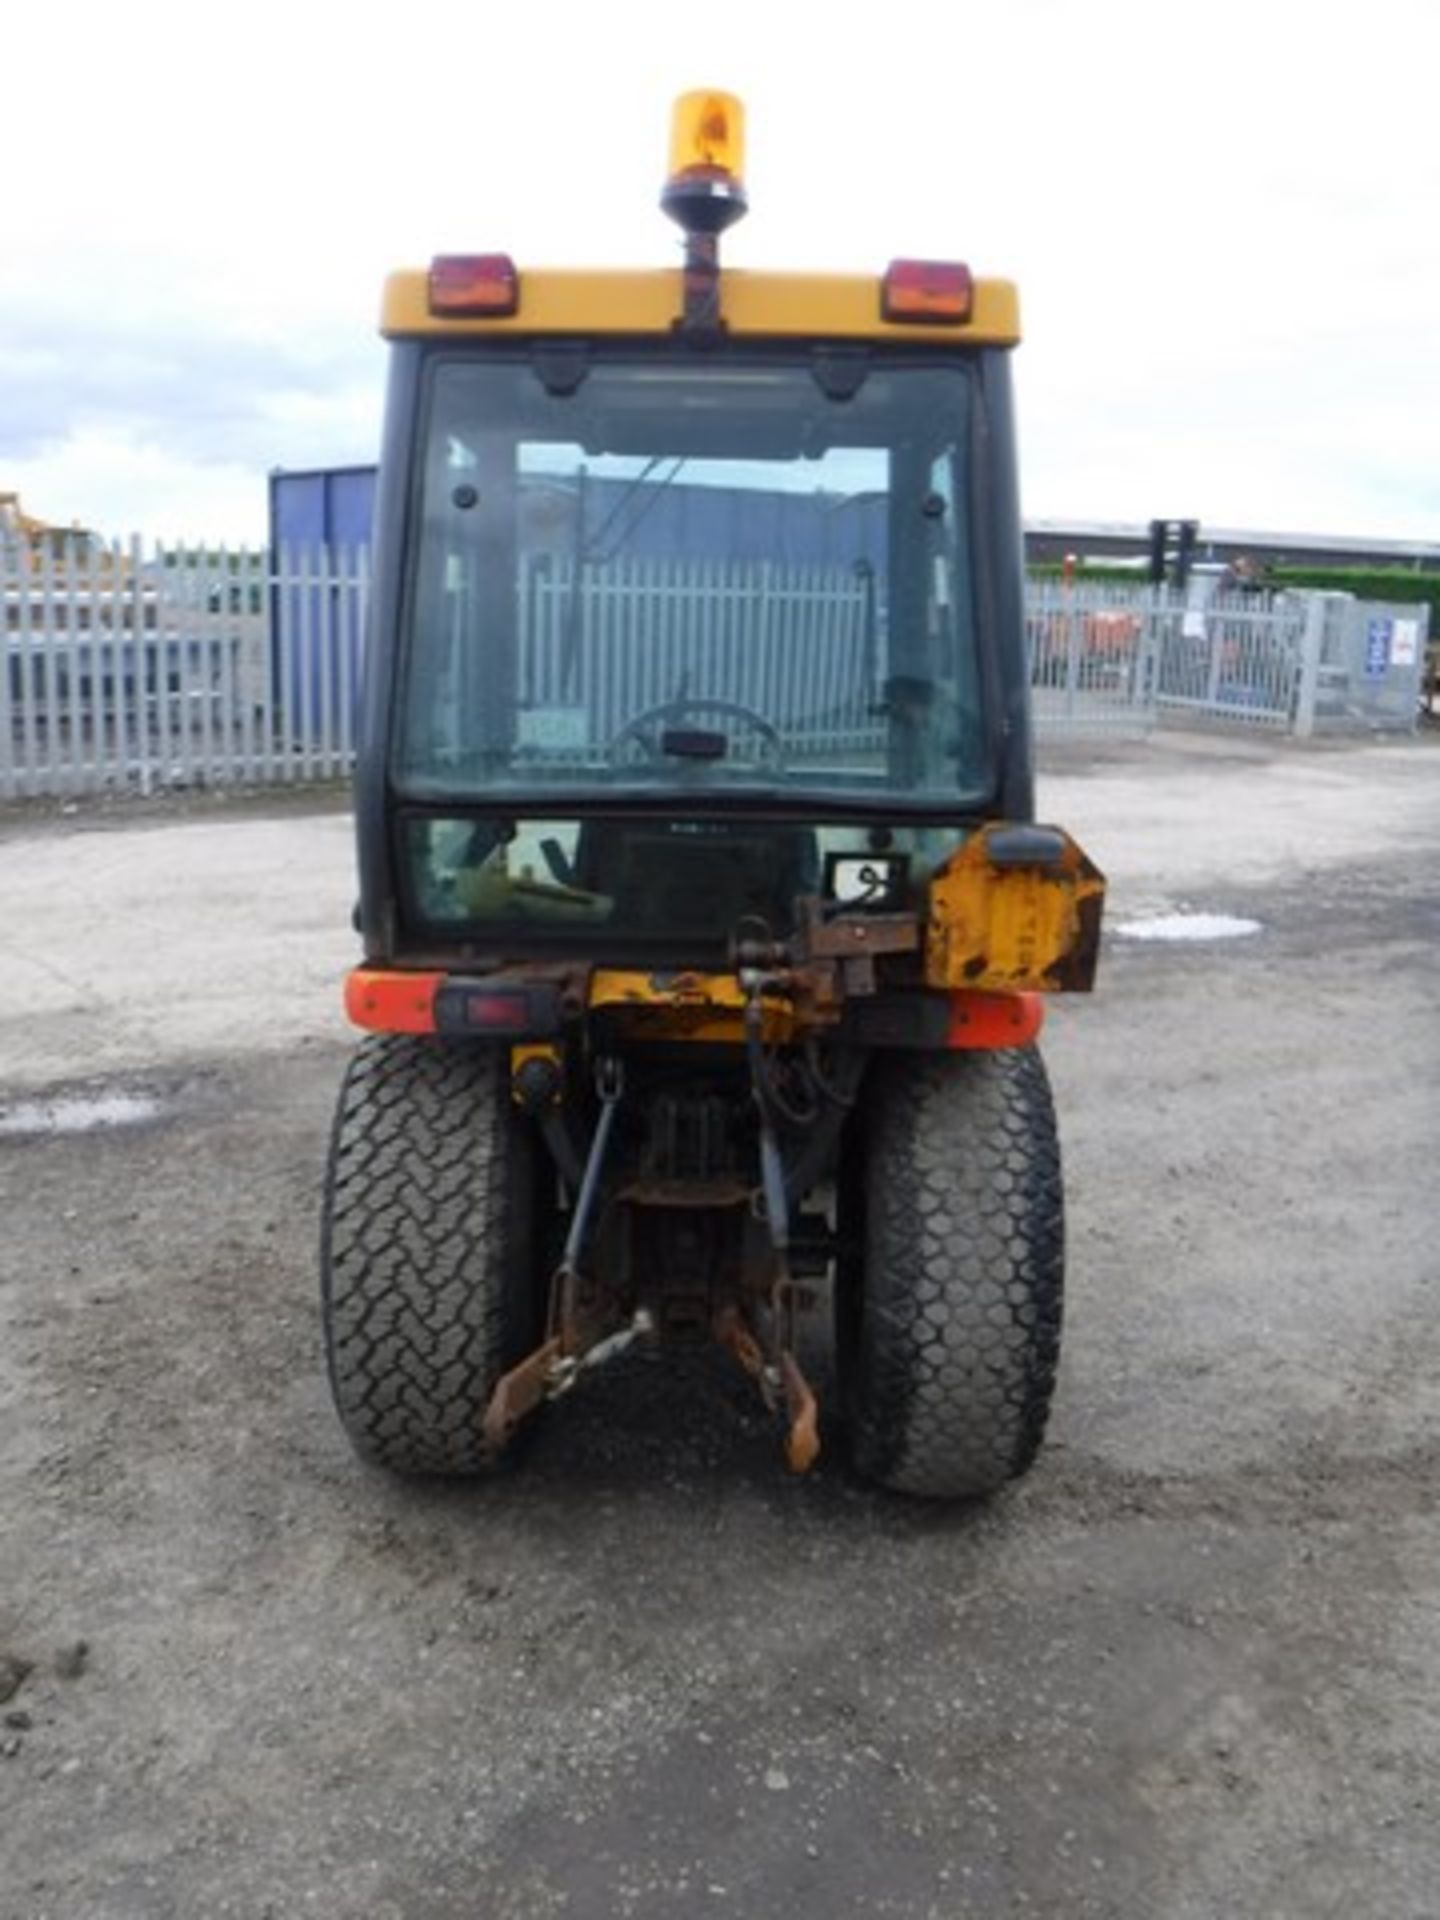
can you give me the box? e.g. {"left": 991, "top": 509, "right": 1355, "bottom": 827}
{"left": 427, "top": 253, "right": 520, "bottom": 317}
{"left": 881, "top": 259, "right": 974, "bottom": 325}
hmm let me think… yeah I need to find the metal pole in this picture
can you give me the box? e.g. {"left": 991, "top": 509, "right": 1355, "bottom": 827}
{"left": 1294, "top": 593, "right": 1325, "bottom": 739}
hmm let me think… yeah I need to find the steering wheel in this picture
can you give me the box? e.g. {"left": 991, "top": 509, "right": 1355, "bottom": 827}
{"left": 607, "top": 697, "right": 786, "bottom": 771}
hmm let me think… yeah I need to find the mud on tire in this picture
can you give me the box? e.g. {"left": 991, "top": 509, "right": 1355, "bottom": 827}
{"left": 320, "top": 1035, "right": 547, "bottom": 1476}
{"left": 840, "top": 1045, "right": 1063, "bottom": 1499}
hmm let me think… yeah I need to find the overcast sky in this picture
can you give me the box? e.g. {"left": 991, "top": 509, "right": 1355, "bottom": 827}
{"left": 4, "top": 0, "right": 1436, "bottom": 545}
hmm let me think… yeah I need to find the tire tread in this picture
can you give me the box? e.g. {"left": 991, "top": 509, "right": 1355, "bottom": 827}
{"left": 320, "top": 1035, "right": 537, "bottom": 1476}
{"left": 849, "top": 1045, "right": 1064, "bottom": 1498}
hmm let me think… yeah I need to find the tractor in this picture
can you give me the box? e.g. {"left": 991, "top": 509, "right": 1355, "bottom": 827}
{"left": 320, "top": 91, "right": 1104, "bottom": 1497}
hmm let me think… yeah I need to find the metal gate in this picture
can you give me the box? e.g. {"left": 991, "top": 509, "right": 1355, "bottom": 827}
{"left": 1026, "top": 582, "right": 1158, "bottom": 737}
{"left": 1028, "top": 583, "right": 1314, "bottom": 737}
{"left": 1153, "top": 589, "right": 1304, "bottom": 731}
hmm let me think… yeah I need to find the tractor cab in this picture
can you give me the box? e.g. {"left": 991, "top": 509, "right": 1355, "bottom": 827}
{"left": 323, "top": 93, "right": 1104, "bottom": 1498}
{"left": 389, "top": 347, "right": 998, "bottom": 959}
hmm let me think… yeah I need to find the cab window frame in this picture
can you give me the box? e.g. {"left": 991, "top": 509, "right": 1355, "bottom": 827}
{"left": 388, "top": 340, "right": 1002, "bottom": 817}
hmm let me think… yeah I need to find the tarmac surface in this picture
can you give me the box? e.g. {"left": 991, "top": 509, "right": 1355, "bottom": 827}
{"left": 1, "top": 731, "right": 1438, "bottom": 1918}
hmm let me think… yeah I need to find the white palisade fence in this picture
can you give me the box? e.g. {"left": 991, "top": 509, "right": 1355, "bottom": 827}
{"left": 0, "top": 540, "right": 1424, "bottom": 801}
{"left": 1, "top": 540, "right": 366, "bottom": 799}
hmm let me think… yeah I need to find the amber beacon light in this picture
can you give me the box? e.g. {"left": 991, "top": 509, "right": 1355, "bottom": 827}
{"left": 662, "top": 89, "right": 748, "bottom": 235}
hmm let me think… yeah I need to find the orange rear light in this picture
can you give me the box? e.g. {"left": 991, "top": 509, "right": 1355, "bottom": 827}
{"left": 344, "top": 968, "right": 443, "bottom": 1034}
{"left": 427, "top": 254, "right": 520, "bottom": 318}
{"left": 946, "top": 990, "right": 1044, "bottom": 1049}
{"left": 881, "top": 259, "right": 974, "bottom": 325}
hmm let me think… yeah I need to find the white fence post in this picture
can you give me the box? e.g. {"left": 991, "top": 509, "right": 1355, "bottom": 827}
{"left": 1293, "top": 593, "right": 1326, "bottom": 739}
{"left": 0, "top": 544, "right": 15, "bottom": 799}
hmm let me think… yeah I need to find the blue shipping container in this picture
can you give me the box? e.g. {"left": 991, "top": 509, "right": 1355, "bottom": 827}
{"left": 268, "top": 467, "right": 375, "bottom": 746}
{"left": 268, "top": 466, "right": 377, "bottom": 556}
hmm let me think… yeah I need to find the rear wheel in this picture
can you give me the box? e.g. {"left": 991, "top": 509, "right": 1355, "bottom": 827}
{"left": 320, "top": 1035, "right": 548, "bottom": 1476}
{"left": 839, "top": 1046, "right": 1063, "bottom": 1498}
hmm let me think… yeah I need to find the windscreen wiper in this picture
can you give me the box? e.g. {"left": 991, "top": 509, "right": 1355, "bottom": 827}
{"left": 587, "top": 454, "right": 688, "bottom": 564}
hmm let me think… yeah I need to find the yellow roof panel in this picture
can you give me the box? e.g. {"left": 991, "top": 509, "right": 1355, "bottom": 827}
{"left": 381, "top": 268, "right": 1020, "bottom": 346}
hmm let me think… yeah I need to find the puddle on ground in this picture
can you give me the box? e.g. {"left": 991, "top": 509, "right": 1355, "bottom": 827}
{"left": 0, "top": 1093, "right": 162, "bottom": 1138}
{"left": 1114, "top": 911, "right": 1263, "bottom": 943}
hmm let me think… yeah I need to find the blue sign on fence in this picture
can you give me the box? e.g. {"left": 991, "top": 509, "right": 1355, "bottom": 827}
{"left": 1365, "top": 617, "right": 1393, "bottom": 679}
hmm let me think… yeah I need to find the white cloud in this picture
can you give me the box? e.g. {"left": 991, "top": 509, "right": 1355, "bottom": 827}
{"left": 2, "top": 430, "right": 268, "bottom": 543}
{"left": 3, "top": 0, "right": 1436, "bottom": 542}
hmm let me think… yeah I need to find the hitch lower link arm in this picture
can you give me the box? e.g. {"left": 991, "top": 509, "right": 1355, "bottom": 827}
{"left": 480, "top": 1058, "right": 627, "bottom": 1455}
{"left": 740, "top": 980, "right": 821, "bottom": 1475}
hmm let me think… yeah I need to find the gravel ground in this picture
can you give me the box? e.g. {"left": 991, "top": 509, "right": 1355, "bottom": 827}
{"left": 1, "top": 732, "right": 1438, "bottom": 1919}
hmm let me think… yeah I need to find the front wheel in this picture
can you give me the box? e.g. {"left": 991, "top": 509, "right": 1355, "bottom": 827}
{"left": 839, "top": 1046, "right": 1064, "bottom": 1498}
{"left": 320, "top": 1035, "right": 549, "bottom": 1476}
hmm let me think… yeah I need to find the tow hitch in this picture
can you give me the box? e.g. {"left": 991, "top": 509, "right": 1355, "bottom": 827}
{"left": 482, "top": 1012, "right": 825, "bottom": 1476}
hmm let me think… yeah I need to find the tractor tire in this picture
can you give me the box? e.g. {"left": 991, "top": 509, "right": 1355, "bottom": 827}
{"left": 320, "top": 1034, "right": 548, "bottom": 1476}
{"left": 839, "top": 1045, "right": 1063, "bottom": 1499}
